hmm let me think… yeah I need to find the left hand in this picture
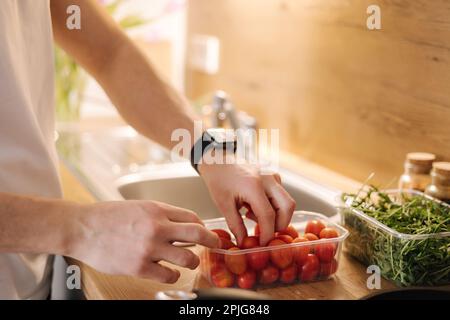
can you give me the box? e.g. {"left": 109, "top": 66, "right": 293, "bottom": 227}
{"left": 199, "top": 162, "right": 296, "bottom": 246}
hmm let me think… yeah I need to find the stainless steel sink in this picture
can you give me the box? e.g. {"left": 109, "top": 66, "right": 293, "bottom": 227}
{"left": 115, "top": 163, "right": 338, "bottom": 220}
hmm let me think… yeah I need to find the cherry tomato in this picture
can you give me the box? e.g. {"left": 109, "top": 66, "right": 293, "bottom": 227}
{"left": 209, "top": 252, "right": 224, "bottom": 266}
{"left": 241, "top": 236, "right": 259, "bottom": 249}
{"left": 305, "top": 220, "right": 326, "bottom": 237}
{"left": 224, "top": 247, "right": 247, "bottom": 275}
{"left": 211, "top": 263, "right": 235, "bottom": 288}
{"left": 268, "top": 239, "right": 293, "bottom": 269}
{"left": 319, "top": 227, "right": 339, "bottom": 239}
{"left": 299, "top": 254, "right": 320, "bottom": 282}
{"left": 219, "top": 237, "right": 235, "bottom": 249}
{"left": 278, "top": 225, "right": 299, "bottom": 239}
{"left": 315, "top": 243, "right": 337, "bottom": 263}
{"left": 304, "top": 233, "right": 319, "bottom": 241}
{"left": 237, "top": 270, "right": 257, "bottom": 289}
{"left": 254, "top": 224, "right": 260, "bottom": 236}
{"left": 292, "top": 236, "right": 311, "bottom": 266}
{"left": 258, "top": 264, "right": 279, "bottom": 285}
{"left": 275, "top": 234, "right": 294, "bottom": 244}
{"left": 211, "top": 229, "right": 231, "bottom": 240}
{"left": 319, "top": 259, "right": 338, "bottom": 277}
{"left": 280, "top": 263, "right": 298, "bottom": 284}
{"left": 246, "top": 248, "right": 270, "bottom": 271}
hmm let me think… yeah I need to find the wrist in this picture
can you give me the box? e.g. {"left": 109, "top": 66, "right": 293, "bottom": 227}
{"left": 190, "top": 128, "right": 237, "bottom": 174}
{"left": 197, "top": 148, "right": 238, "bottom": 176}
{"left": 52, "top": 201, "right": 91, "bottom": 258}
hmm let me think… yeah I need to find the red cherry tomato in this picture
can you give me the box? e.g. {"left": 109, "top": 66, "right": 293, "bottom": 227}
{"left": 299, "top": 254, "right": 320, "bottom": 282}
{"left": 278, "top": 225, "right": 299, "bottom": 239}
{"left": 305, "top": 220, "right": 326, "bottom": 237}
{"left": 219, "top": 237, "right": 235, "bottom": 249}
{"left": 319, "top": 227, "right": 339, "bottom": 239}
{"left": 237, "top": 270, "right": 257, "bottom": 289}
{"left": 268, "top": 239, "right": 293, "bottom": 269}
{"left": 304, "top": 233, "right": 319, "bottom": 241}
{"left": 209, "top": 252, "right": 224, "bottom": 266}
{"left": 258, "top": 264, "right": 279, "bottom": 285}
{"left": 275, "top": 234, "right": 294, "bottom": 244}
{"left": 292, "top": 236, "right": 311, "bottom": 266}
{"left": 211, "top": 229, "right": 231, "bottom": 240}
{"left": 280, "top": 263, "right": 298, "bottom": 284}
{"left": 241, "top": 236, "right": 259, "bottom": 249}
{"left": 224, "top": 247, "right": 247, "bottom": 275}
{"left": 254, "top": 224, "right": 260, "bottom": 236}
{"left": 211, "top": 263, "right": 235, "bottom": 288}
{"left": 246, "top": 248, "right": 270, "bottom": 271}
{"left": 319, "top": 259, "right": 338, "bottom": 277}
{"left": 315, "top": 243, "right": 337, "bottom": 263}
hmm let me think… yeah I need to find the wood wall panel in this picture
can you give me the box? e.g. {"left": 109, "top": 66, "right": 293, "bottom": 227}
{"left": 185, "top": 0, "right": 450, "bottom": 185}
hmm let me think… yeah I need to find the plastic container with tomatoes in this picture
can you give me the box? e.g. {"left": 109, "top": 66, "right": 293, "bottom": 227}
{"left": 201, "top": 211, "right": 348, "bottom": 289}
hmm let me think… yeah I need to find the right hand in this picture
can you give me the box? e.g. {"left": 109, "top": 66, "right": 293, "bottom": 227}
{"left": 67, "top": 200, "right": 220, "bottom": 284}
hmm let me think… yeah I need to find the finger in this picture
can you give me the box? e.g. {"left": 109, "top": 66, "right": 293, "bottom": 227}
{"left": 170, "top": 222, "right": 220, "bottom": 248}
{"left": 222, "top": 200, "right": 248, "bottom": 246}
{"left": 138, "top": 262, "right": 180, "bottom": 284}
{"left": 157, "top": 244, "right": 200, "bottom": 270}
{"left": 165, "top": 206, "right": 203, "bottom": 225}
{"left": 264, "top": 180, "right": 296, "bottom": 230}
{"left": 273, "top": 173, "right": 282, "bottom": 184}
{"left": 243, "top": 186, "right": 276, "bottom": 246}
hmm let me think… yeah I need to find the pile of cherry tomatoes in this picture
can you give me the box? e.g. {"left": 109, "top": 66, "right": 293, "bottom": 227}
{"left": 204, "top": 219, "right": 340, "bottom": 289}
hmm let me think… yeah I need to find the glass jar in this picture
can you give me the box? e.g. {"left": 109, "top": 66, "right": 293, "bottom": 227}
{"left": 425, "top": 162, "right": 450, "bottom": 204}
{"left": 398, "top": 152, "right": 435, "bottom": 192}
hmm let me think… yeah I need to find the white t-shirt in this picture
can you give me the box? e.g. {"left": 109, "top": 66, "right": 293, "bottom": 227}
{"left": 0, "top": 0, "right": 62, "bottom": 299}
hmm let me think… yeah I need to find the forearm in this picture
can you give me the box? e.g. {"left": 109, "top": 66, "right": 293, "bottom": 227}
{"left": 97, "top": 37, "right": 199, "bottom": 150}
{"left": 51, "top": 0, "right": 199, "bottom": 151}
{"left": 0, "top": 193, "right": 80, "bottom": 255}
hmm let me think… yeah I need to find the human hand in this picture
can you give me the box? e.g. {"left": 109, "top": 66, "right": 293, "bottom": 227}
{"left": 199, "top": 162, "right": 296, "bottom": 246}
{"left": 67, "top": 200, "right": 220, "bottom": 283}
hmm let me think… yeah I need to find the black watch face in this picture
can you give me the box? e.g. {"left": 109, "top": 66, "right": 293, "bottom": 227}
{"left": 207, "top": 128, "right": 236, "bottom": 144}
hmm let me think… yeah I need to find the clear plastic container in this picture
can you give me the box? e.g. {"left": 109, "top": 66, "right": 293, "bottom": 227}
{"left": 200, "top": 211, "right": 348, "bottom": 289}
{"left": 338, "top": 189, "right": 450, "bottom": 287}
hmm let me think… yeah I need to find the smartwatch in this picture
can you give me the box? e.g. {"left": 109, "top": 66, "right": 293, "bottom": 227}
{"left": 190, "top": 128, "right": 237, "bottom": 173}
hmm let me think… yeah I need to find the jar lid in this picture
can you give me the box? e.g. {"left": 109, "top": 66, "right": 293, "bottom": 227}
{"left": 432, "top": 162, "right": 450, "bottom": 177}
{"left": 406, "top": 152, "right": 436, "bottom": 165}
{"left": 405, "top": 152, "right": 435, "bottom": 173}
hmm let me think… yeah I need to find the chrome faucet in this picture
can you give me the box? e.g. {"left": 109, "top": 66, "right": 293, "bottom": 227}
{"left": 211, "top": 90, "right": 257, "bottom": 131}
{"left": 210, "top": 91, "right": 258, "bottom": 161}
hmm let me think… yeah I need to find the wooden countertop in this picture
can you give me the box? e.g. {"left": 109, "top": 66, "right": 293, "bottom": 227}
{"left": 60, "top": 157, "right": 397, "bottom": 300}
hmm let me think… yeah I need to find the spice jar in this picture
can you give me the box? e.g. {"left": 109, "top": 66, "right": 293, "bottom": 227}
{"left": 398, "top": 152, "right": 435, "bottom": 192}
{"left": 425, "top": 162, "right": 450, "bottom": 204}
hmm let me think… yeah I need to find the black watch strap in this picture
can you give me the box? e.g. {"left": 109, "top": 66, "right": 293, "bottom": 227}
{"left": 190, "top": 130, "right": 236, "bottom": 173}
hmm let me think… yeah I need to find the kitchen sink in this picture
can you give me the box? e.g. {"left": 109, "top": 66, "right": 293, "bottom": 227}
{"left": 115, "top": 163, "right": 338, "bottom": 220}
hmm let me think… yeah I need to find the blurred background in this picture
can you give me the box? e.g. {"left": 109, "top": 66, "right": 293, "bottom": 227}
{"left": 56, "top": 0, "right": 450, "bottom": 186}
